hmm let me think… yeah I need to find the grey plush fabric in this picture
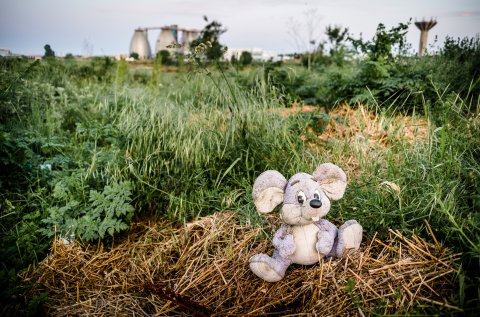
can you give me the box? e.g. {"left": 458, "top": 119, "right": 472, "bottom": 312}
{"left": 252, "top": 170, "right": 288, "bottom": 214}
{"left": 334, "top": 220, "right": 363, "bottom": 257}
{"left": 314, "top": 219, "right": 338, "bottom": 256}
{"left": 249, "top": 163, "right": 363, "bottom": 282}
{"left": 312, "top": 163, "right": 347, "bottom": 201}
{"left": 249, "top": 249, "right": 293, "bottom": 281}
{"left": 272, "top": 224, "right": 296, "bottom": 257}
{"left": 252, "top": 170, "right": 287, "bottom": 201}
{"left": 283, "top": 173, "right": 312, "bottom": 204}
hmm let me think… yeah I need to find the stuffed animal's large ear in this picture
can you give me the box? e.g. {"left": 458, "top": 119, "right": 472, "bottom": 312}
{"left": 312, "top": 163, "right": 347, "bottom": 201}
{"left": 252, "top": 170, "right": 287, "bottom": 213}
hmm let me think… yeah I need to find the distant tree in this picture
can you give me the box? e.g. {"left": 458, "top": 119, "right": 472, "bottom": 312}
{"left": 43, "top": 44, "right": 55, "bottom": 58}
{"left": 190, "top": 16, "right": 227, "bottom": 61}
{"left": 325, "top": 25, "right": 349, "bottom": 54}
{"left": 286, "top": 8, "right": 322, "bottom": 70}
{"left": 349, "top": 22, "right": 410, "bottom": 61}
{"left": 156, "top": 50, "right": 173, "bottom": 65}
{"left": 129, "top": 52, "right": 139, "bottom": 60}
{"left": 239, "top": 51, "right": 253, "bottom": 66}
{"left": 325, "top": 25, "right": 350, "bottom": 66}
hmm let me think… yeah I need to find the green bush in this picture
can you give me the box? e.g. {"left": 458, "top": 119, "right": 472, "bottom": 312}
{"left": 239, "top": 51, "right": 253, "bottom": 66}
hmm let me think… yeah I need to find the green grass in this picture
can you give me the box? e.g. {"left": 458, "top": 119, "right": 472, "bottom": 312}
{"left": 0, "top": 52, "right": 479, "bottom": 314}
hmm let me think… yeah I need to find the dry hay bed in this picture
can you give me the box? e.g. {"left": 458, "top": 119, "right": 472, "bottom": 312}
{"left": 277, "top": 103, "right": 430, "bottom": 181}
{"left": 22, "top": 212, "right": 461, "bottom": 316}
{"left": 277, "top": 103, "right": 429, "bottom": 147}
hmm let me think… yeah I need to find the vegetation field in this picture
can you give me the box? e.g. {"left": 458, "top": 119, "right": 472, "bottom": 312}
{"left": 1, "top": 23, "right": 479, "bottom": 315}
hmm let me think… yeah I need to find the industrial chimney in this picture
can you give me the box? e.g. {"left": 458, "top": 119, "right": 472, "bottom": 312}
{"left": 414, "top": 19, "right": 437, "bottom": 56}
{"left": 181, "top": 29, "right": 200, "bottom": 51}
{"left": 129, "top": 28, "right": 151, "bottom": 59}
{"left": 155, "top": 25, "right": 179, "bottom": 54}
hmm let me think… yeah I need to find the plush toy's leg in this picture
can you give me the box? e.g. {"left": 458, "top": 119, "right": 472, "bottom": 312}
{"left": 249, "top": 250, "right": 292, "bottom": 282}
{"left": 332, "top": 220, "right": 362, "bottom": 258}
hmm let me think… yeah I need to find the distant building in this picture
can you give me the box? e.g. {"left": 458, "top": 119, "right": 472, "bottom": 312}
{"left": 224, "top": 48, "right": 284, "bottom": 62}
{"left": 129, "top": 25, "right": 201, "bottom": 60}
{"left": 154, "top": 25, "right": 200, "bottom": 55}
{"left": 130, "top": 28, "right": 152, "bottom": 59}
{"left": 0, "top": 48, "right": 12, "bottom": 57}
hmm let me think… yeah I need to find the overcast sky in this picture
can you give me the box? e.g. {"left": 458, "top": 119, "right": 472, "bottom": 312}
{"left": 1, "top": 0, "right": 479, "bottom": 56}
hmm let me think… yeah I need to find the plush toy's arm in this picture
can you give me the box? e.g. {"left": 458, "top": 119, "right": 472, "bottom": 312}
{"left": 315, "top": 219, "right": 338, "bottom": 256}
{"left": 272, "top": 224, "right": 296, "bottom": 258}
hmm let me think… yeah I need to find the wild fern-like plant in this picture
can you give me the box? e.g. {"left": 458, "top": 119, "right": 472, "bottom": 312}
{"left": 41, "top": 177, "right": 134, "bottom": 242}
{"left": 85, "top": 182, "right": 134, "bottom": 239}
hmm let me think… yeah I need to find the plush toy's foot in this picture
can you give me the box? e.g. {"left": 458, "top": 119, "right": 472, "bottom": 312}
{"left": 249, "top": 254, "right": 285, "bottom": 282}
{"left": 335, "top": 220, "right": 362, "bottom": 257}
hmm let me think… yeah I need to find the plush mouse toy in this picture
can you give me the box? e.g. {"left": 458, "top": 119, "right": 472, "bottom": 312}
{"left": 249, "top": 163, "right": 362, "bottom": 282}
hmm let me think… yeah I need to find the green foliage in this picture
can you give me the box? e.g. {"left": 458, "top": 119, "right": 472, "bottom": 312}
{"left": 263, "top": 63, "right": 309, "bottom": 104}
{"left": 116, "top": 76, "right": 307, "bottom": 219}
{"left": 288, "top": 110, "right": 331, "bottom": 143}
{"left": 156, "top": 50, "right": 173, "bottom": 66}
{"left": 190, "top": 16, "right": 227, "bottom": 61}
{"left": 0, "top": 131, "right": 37, "bottom": 193}
{"left": 436, "top": 35, "right": 480, "bottom": 106}
{"left": 129, "top": 52, "right": 139, "bottom": 60}
{"left": 41, "top": 179, "right": 134, "bottom": 241}
{"left": 325, "top": 25, "right": 350, "bottom": 66}
{"left": 326, "top": 25, "right": 349, "bottom": 53}
{"left": 43, "top": 44, "right": 55, "bottom": 59}
{"left": 239, "top": 51, "right": 253, "bottom": 66}
{"left": 0, "top": 58, "right": 40, "bottom": 126}
{"left": 115, "top": 57, "right": 127, "bottom": 86}
{"left": 349, "top": 21, "right": 410, "bottom": 61}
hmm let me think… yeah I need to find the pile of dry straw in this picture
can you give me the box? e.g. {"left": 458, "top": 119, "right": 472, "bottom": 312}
{"left": 22, "top": 212, "right": 461, "bottom": 316}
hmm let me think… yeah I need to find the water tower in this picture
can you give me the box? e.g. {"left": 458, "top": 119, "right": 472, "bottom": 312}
{"left": 129, "top": 28, "right": 151, "bottom": 59}
{"left": 414, "top": 19, "right": 437, "bottom": 56}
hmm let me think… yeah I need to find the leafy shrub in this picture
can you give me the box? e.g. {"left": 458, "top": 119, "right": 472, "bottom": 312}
{"left": 0, "top": 131, "right": 36, "bottom": 193}
{"left": 435, "top": 35, "right": 480, "bottom": 106}
{"left": 43, "top": 44, "right": 55, "bottom": 58}
{"left": 40, "top": 178, "right": 134, "bottom": 241}
{"left": 75, "top": 57, "right": 115, "bottom": 82}
{"left": 263, "top": 65, "right": 321, "bottom": 105}
{"left": 0, "top": 58, "right": 39, "bottom": 126}
{"left": 190, "top": 18, "right": 227, "bottom": 61}
{"left": 349, "top": 22, "right": 410, "bottom": 62}
{"left": 156, "top": 50, "right": 174, "bottom": 66}
{"left": 239, "top": 51, "right": 253, "bottom": 66}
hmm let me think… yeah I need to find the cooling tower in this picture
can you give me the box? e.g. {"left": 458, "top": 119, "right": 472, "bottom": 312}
{"left": 155, "top": 25, "right": 179, "bottom": 54}
{"left": 129, "top": 28, "right": 151, "bottom": 59}
{"left": 181, "top": 29, "right": 200, "bottom": 51}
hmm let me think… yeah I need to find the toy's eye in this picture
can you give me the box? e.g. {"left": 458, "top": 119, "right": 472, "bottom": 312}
{"left": 297, "top": 191, "right": 306, "bottom": 205}
{"left": 313, "top": 190, "right": 320, "bottom": 200}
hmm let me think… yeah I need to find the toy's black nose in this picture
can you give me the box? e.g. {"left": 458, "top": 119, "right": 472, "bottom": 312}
{"left": 310, "top": 199, "right": 322, "bottom": 208}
